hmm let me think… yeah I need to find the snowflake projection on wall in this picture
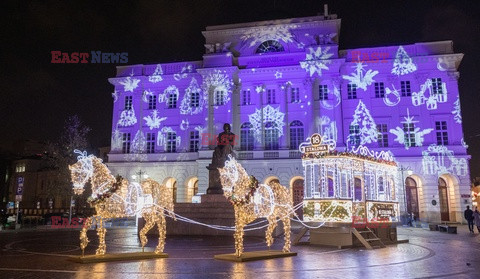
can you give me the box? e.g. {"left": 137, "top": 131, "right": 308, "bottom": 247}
{"left": 422, "top": 144, "right": 468, "bottom": 176}
{"left": 131, "top": 130, "right": 146, "bottom": 154}
{"left": 248, "top": 105, "right": 285, "bottom": 143}
{"left": 119, "top": 76, "right": 140, "bottom": 92}
{"left": 316, "top": 116, "right": 337, "bottom": 141}
{"left": 143, "top": 110, "right": 167, "bottom": 130}
{"left": 320, "top": 85, "right": 341, "bottom": 110}
{"left": 180, "top": 78, "right": 205, "bottom": 115}
{"left": 157, "top": 127, "right": 181, "bottom": 149}
{"left": 158, "top": 85, "right": 179, "bottom": 105}
{"left": 452, "top": 96, "right": 462, "bottom": 124}
{"left": 389, "top": 108, "right": 433, "bottom": 150}
{"left": 180, "top": 119, "right": 189, "bottom": 131}
{"left": 142, "top": 90, "right": 154, "bottom": 103}
{"left": 240, "top": 24, "right": 297, "bottom": 47}
{"left": 174, "top": 63, "right": 194, "bottom": 81}
{"left": 117, "top": 107, "right": 137, "bottom": 127}
{"left": 342, "top": 62, "right": 378, "bottom": 91}
{"left": 111, "top": 129, "right": 122, "bottom": 152}
{"left": 412, "top": 79, "right": 448, "bottom": 110}
{"left": 112, "top": 90, "right": 119, "bottom": 103}
{"left": 300, "top": 46, "right": 333, "bottom": 77}
{"left": 148, "top": 64, "right": 164, "bottom": 83}
{"left": 202, "top": 70, "right": 233, "bottom": 104}
{"left": 383, "top": 84, "right": 401, "bottom": 106}
{"left": 348, "top": 100, "right": 378, "bottom": 145}
{"left": 391, "top": 46, "right": 417, "bottom": 76}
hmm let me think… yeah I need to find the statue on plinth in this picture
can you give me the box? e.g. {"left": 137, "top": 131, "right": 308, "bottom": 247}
{"left": 207, "top": 123, "right": 236, "bottom": 195}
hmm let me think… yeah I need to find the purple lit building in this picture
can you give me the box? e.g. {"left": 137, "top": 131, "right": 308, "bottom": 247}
{"left": 107, "top": 13, "right": 469, "bottom": 223}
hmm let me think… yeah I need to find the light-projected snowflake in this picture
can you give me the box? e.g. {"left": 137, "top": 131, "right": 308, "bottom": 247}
{"left": 452, "top": 96, "right": 462, "bottom": 124}
{"left": 149, "top": 64, "right": 163, "bottom": 83}
{"left": 383, "top": 85, "right": 401, "bottom": 106}
{"left": 342, "top": 62, "right": 378, "bottom": 91}
{"left": 320, "top": 85, "right": 341, "bottom": 110}
{"left": 391, "top": 46, "right": 417, "bottom": 76}
{"left": 117, "top": 107, "right": 137, "bottom": 127}
{"left": 202, "top": 70, "right": 233, "bottom": 94}
{"left": 412, "top": 79, "right": 448, "bottom": 110}
{"left": 240, "top": 24, "right": 297, "bottom": 47}
{"left": 389, "top": 108, "right": 433, "bottom": 149}
{"left": 300, "top": 46, "right": 333, "bottom": 77}
{"left": 112, "top": 90, "right": 118, "bottom": 103}
{"left": 248, "top": 105, "right": 285, "bottom": 143}
{"left": 180, "top": 78, "right": 205, "bottom": 115}
{"left": 174, "top": 64, "right": 194, "bottom": 81}
{"left": 111, "top": 129, "right": 122, "bottom": 152}
{"left": 142, "top": 90, "right": 154, "bottom": 103}
{"left": 143, "top": 110, "right": 167, "bottom": 130}
{"left": 119, "top": 76, "right": 140, "bottom": 92}
{"left": 131, "top": 130, "right": 146, "bottom": 154}
{"left": 348, "top": 100, "right": 378, "bottom": 145}
{"left": 422, "top": 144, "right": 468, "bottom": 176}
{"left": 157, "top": 127, "right": 181, "bottom": 149}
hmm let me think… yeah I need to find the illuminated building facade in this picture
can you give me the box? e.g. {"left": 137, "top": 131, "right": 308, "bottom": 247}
{"left": 107, "top": 14, "right": 469, "bottom": 223}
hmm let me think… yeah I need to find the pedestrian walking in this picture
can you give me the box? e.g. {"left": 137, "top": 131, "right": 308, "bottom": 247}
{"left": 464, "top": 205, "right": 474, "bottom": 233}
{"left": 473, "top": 207, "right": 480, "bottom": 234}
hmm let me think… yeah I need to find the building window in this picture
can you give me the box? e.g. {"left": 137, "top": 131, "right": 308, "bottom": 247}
{"left": 167, "top": 92, "right": 177, "bottom": 108}
{"left": 256, "top": 40, "right": 284, "bottom": 54}
{"left": 122, "top": 133, "right": 131, "bottom": 153}
{"left": 148, "top": 95, "right": 156, "bottom": 110}
{"left": 401, "top": 81, "right": 411, "bottom": 97}
{"left": 403, "top": 122, "right": 416, "bottom": 148}
{"left": 240, "top": 122, "right": 254, "bottom": 151}
{"left": 374, "top": 82, "right": 385, "bottom": 98}
{"left": 166, "top": 132, "right": 177, "bottom": 153}
{"left": 15, "top": 163, "right": 25, "bottom": 173}
{"left": 189, "top": 131, "right": 199, "bottom": 152}
{"left": 435, "top": 121, "right": 448, "bottom": 145}
{"left": 146, "top": 133, "right": 155, "bottom": 153}
{"left": 347, "top": 84, "right": 357, "bottom": 99}
{"left": 291, "top": 88, "right": 300, "bottom": 103}
{"left": 242, "top": 90, "right": 251, "bottom": 105}
{"left": 377, "top": 124, "right": 388, "bottom": 147}
{"left": 267, "top": 89, "right": 276, "bottom": 104}
{"left": 191, "top": 91, "right": 200, "bottom": 108}
{"left": 348, "top": 124, "right": 360, "bottom": 147}
{"left": 264, "top": 121, "right": 279, "bottom": 150}
{"left": 319, "top": 85, "right": 328, "bottom": 100}
{"left": 214, "top": 90, "right": 226, "bottom": 105}
{"left": 432, "top": 78, "right": 443, "bottom": 95}
{"left": 124, "top": 96, "right": 133, "bottom": 110}
{"left": 290, "top": 121, "right": 304, "bottom": 150}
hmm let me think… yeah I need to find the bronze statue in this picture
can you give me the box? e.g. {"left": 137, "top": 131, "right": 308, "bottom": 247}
{"left": 212, "top": 123, "right": 236, "bottom": 167}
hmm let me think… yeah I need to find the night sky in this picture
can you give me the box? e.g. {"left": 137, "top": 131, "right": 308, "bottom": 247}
{"left": 1, "top": 0, "right": 479, "bottom": 176}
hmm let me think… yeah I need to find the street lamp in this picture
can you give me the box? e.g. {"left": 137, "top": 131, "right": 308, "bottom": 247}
{"left": 131, "top": 170, "right": 148, "bottom": 227}
{"left": 398, "top": 165, "right": 413, "bottom": 225}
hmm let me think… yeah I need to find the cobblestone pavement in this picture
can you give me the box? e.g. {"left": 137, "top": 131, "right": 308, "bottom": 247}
{"left": 0, "top": 225, "right": 479, "bottom": 278}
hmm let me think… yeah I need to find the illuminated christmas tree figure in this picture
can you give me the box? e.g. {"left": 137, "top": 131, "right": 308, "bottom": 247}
{"left": 348, "top": 100, "right": 378, "bottom": 146}
{"left": 391, "top": 46, "right": 417, "bottom": 76}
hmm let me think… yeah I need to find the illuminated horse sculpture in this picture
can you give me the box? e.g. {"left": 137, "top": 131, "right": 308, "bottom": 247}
{"left": 218, "top": 156, "right": 292, "bottom": 257}
{"left": 68, "top": 150, "right": 175, "bottom": 256}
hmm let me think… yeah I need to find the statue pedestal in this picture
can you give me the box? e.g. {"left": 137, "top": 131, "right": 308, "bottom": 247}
{"left": 206, "top": 164, "right": 224, "bottom": 195}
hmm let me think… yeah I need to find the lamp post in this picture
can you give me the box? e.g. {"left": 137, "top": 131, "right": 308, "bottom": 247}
{"left": 131, "top": 170, "right": 148, "bottom": 227}
{"left": 398, "top": 165, "right": 412, "bottom": 225}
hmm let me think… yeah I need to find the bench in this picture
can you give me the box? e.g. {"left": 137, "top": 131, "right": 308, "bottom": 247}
{"left": 438, "top": 224, "right": 457, "bottom": 234}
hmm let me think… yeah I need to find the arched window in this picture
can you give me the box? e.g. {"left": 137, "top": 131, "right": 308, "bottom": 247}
{"left": 264, "top": 121, "right": 279, "bottom": 150}
{"left": 438, "top": 177, "right": 449, "bottom": 221}
{"left": 241, "top": 122, "right": 254, "bottom": 151}
{"left": 166, "top": 132, "right": 177, "bottom": 153}
{"left": 256, "top": 40, "right": 284, "bottom": 54}
{"left": 290, "top": 120, "right": 304, "bottom": 150}
{"left": 406, "top": 177, "right": 419, "bottom": 219}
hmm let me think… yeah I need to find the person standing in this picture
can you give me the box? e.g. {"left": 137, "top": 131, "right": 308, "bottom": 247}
{"left": 474, "top": 207, "right": 480, "bottom": 234}
{"left": 464, "top": 206, "right": 474, "bottom": 233}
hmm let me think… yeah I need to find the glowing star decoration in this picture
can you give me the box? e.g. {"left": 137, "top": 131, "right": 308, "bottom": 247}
{"left": 149, "top": 64, "right": 164, "bottom": 83}
{"left": 342, "top": 62, "right": 379, "bottom": 91}
{"left": 274, "top": 71, "right": 282, "bottom": 79}
{"left": 131, "top": 130, "right": 146, "bottom": 154}
{"left": 180, "top": 78, "right": 205, "bottom": 115}
{"left": 112, "top": 90, "right": 118, "bottom": 103}
{"left": 69, "top": 151, "right": 175, "bottom": 256}
{"left": 180, "top": 119, "right": 189, "bottom": 131}
{"left": 143, "top": 110, "right": 167, "bottom": 130}
{"left": 157, "top": 127, "right": 181, "bottom": 149}
{"left": 422, "top": 144, "right": 468, "bottom": 176}
{"left": 119, "top": 76, "right": 140, "bottom": 92}
{"left": 142, "top": 90, "right": 154, "bottom": 103}
{"left": 240, "top": 24, "right": 297, "bottom": 47}
{"left": 111, "top": 129, "right": 123, "bottom": 152}
{"left": 218, "top": 156, "right": 292, "bottom": 257}
{"left": 300, "top": 46, "right": 333, "bottom": 77}
{"left": 383, "top": 85, "right": 401, "bottom": 106}
{"left": 411, "top": 79, "right": 448, "bottom": 110}
{"left": 174, "top": 63, "right": 194, "bottom": 81}
{"left": 117, "top": 107, "right": 137, "bottom": 127}
{"left": 452, "top": 96, "right": 462, "bottom": 124}
{"left": 248, "top": 105, "right": 285, "bottom": 143}
{"left": 320, "top": 85, "right": 341, "bottom": 110}
{"left": 389, "top": 108, "right": 433, "bottom": 149}
{"left": 348, "top": 100, "right": 378, "bottom": 145}
{"left": 391, "top": 46, "right": 417, "bottom": 76}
